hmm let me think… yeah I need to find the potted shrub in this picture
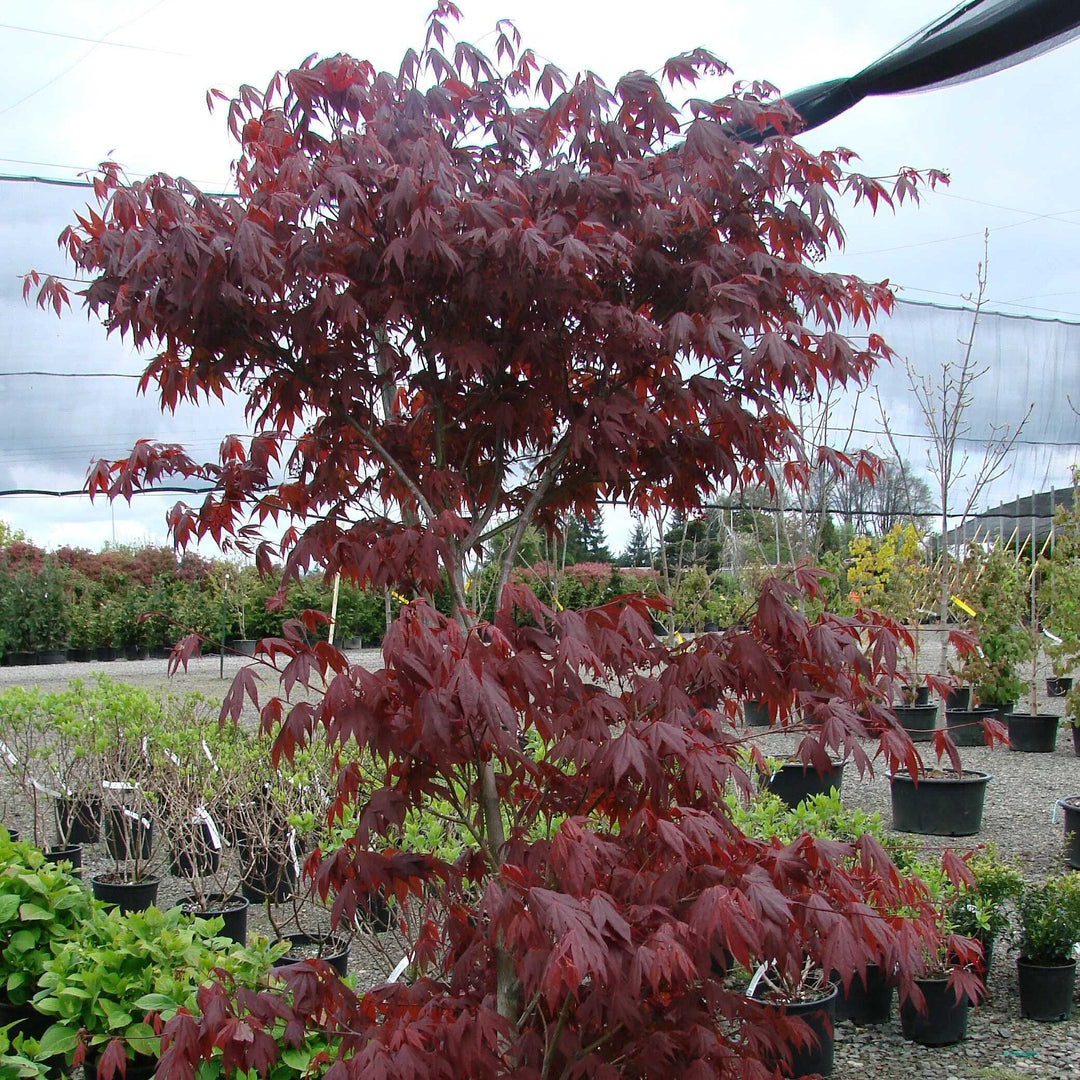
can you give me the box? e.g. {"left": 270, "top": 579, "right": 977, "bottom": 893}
{"left": 1014, "top": 873, "right": 1080, "bottom": 1021}
{"left": 945, "top": 843, "right": 1024, "bottom": 980}
{"left": 898, "top": 858, "right": 987, "bottom": 1046}
{"left": 746, "top": 960, "right": 838, "bottom": 1078}
{"left": 34, "top": 906, "right": 282, "bottom": 1077}
{"left": 152, "top": 713, "right": 250, "bottom": 944}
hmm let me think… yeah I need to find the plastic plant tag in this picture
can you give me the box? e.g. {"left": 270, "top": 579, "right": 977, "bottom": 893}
{"left": 123, "top": 807, "right": 152, "bottom": 829}
{"left": 194, "top": 806, "right": 223, "bottom": 850}
{"left": 30, "top": 777, "right": 62, "bottom": 798}
{"left": 746, "top": 963, "right": 768, "bottom": 999}
{"left": 0, "top": 741, "right": 17, "bottom": 768}
{"left": 288, "top": 828, "right": 301, "bottom": 877}
{"left": 201, "top": 740, "right": 219, "bottom": 771}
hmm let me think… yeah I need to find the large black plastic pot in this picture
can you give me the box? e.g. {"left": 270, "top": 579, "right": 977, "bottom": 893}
{"left": 179, "top": 893, "right": 250, "bottom": 946}
{"left": 945, "top": 687, "right": 971, "bottom": 711}
{"left": 239, "top": 840, "right": 297, "bottom": 903}
{"left": 944, "top": 708, "right": 996, "bottom": 747}
{"left": 892, "top": 704, "right": 937, "bottom": 743}
{"left": 56, "top": 793, "right": 102, "bottom": 845}
{"left": 168, "top": 818, "right": 222, "bottom": 878}
{"left": 1017, "top": 958, "right": 1076, "bottom": 1021}
{"left": 889, "top": 769, "right": 991, "bottom": 836}
{"left": 104, "top": 805, "right": 154, "bottom": 861}
{"left": 831, "top": 963, "right": 892, "bottom": 1025}
{"left": 899, "top": 975, "right": 969, "bottom": 1045}
{"left": 43, "top": 843, "right": 82, "bottom": 876}
{"left": 272, "top": 933, "right": 351, "bottom": 979}
{"left": 1006, "top": 713, "right": 1059, "bottom": 753}
{"left": 1073, "top": 723, "right": 1080, "bottom": 757}
{"left": 762, "top": 759, "right": 845, "bottom": 808}
{"left": 754, "top": 982, "right": 838, "bottom": 1078}
{"left": 1058, "top": 796, "right": 1080, "bottom": 870}
{"left": 1047, "top": 676, "right": 1073, "bottom": 698}
{"left": 744, "top": 699, "right": 770, "bottom": 727}
{"left": 91, "top": 874, "right": 160, "bottom": 914}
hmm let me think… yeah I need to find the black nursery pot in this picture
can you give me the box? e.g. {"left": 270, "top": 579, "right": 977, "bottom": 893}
{"left": 831, "top": 963, "right": 893, "bottom": 1025}
{"left": 91, "top": 874, "right": 160, "bottom": 914}
{"left": 179, "top": 893, "right": 250, "bottom": 946}
{"left": 944, "top": 708, "right": 996, "bottom": 748}
{"left": 889, "top": 769, "right": 991, "bottom": 836}
{"left": 168, "top": 819, "right": 222, "bottom": 878}
{"left": 743, "top": 699, "right": 770, "bottom": 727}
{"left": 272, "top": 933, "right": 351, "bottom": 979}
{"left": 945, "top": 687, "right": 971, "bottom": 711}
{"left": 56, "top": 794, "right": 102, "bottom": 845}
{"left": 1006, "top": 713, "right": 1059, "bottom": 753}
{"left": 104, "top": 805, "right": 154, "bottom": 861}
{"left": 239, "top": 838, "right": 297, "bottom": 903}
{"left": 762, "top": 759, "right": 845, "bottom": 808}
{"left": 899, "top": 975, "right": 969, "bottom": 1046}
{"left": 892, "top": 704, "right": 937, "bottom": 743}
{"left": 43, "top": 843, "right": 82, "bottom": 876}
{"left": 1058, "top": 796, "right": 1080, "bottom": 870}
{"left": 1017, "top": 958, "right": 1077, "bottom": 1022}
{"left": 755, "top": 983, "right": 838, "bottom": 1078}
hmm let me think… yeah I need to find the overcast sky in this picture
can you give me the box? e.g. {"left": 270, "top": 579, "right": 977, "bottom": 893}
{"left": 2, "top": 0, "right": 1078, "bottom": 554}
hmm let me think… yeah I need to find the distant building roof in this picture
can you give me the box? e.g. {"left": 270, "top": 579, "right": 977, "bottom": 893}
{"left": 946, "top": 486, "right": 1077, "bottom": 548}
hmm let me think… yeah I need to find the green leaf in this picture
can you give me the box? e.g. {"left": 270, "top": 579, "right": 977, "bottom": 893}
{"left": 105, "top": 1007, "right": 133, "bottom": 1030}
{"left": 37, "top": 1024, "right": 79, "bottom": 1059}
{"left": 133, "top": 993, "right": 179, "bottom": 1013}
{"left": 8, "top": 929, "right": 36, "bottom": 954}
{"left": 17, "top": 903, "right": 52, "bottom": 922}
{"left": 280, "top": 1048, "right": 314, "bottom": 1072}
{"left": 0, "top": 894, "right": 21, "bottom": 922}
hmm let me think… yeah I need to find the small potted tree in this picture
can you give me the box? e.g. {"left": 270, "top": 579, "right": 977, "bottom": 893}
{"left": 1014, "top": 873, "right": 1080, "bottom": 1021}
{"left": 152, "top": 709, "right": 250, "bottom": 944}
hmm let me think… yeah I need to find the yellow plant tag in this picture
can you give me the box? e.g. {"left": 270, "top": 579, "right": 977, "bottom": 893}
{"left": 950, "top": 595, "right": 976, "bottom": 617}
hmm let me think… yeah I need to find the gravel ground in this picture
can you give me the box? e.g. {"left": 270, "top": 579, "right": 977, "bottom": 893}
{"left": 3, "top": 649, "right": 1080, "bottom": 1078}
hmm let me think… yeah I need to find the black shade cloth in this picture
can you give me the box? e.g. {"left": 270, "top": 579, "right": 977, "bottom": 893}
{"left": 765, "top": 0, "right": 1080, "bottom": 136}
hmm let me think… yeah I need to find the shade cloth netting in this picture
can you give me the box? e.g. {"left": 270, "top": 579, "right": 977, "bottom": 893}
{"left": 772, "top": 0, "right": 1080, "bottom": 136}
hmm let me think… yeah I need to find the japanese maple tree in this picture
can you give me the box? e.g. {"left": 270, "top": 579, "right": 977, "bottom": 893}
{"left": 36, "top": 5, "right": 967, "bottom": 1077}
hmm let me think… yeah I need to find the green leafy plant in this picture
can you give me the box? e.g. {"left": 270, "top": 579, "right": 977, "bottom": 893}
{"left": 0, "top": 833, "right": 97, "bottom": 1007}
{"left": 1015, "top": 874, "right": 1080, "bottom": 965}
{"left": 34, "top": 905, "right": 283, "bottom": 1067}
{"left": 946, "top": 843, "right": 1024, "bottom": 943}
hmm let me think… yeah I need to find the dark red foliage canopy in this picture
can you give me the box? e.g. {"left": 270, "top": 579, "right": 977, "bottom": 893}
{"left": 38, "top": 5, "right": 958, "bottom": 1078}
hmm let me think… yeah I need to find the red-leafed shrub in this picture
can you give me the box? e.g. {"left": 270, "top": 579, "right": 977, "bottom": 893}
{"left": 38, "top": 6, "right": 960, "bottom": 1078}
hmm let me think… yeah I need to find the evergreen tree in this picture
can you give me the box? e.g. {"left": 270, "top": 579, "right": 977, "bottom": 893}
{"left": 618, "top": 518, "right": 654, "bottom": 568}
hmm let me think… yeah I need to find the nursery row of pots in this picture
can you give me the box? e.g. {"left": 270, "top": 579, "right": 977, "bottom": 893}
{"left": 727, "top": 789, "right": 1080, "bottom": 1077}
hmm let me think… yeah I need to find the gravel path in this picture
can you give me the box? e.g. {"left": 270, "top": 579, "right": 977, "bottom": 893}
{"left": 3, "top": 652, "right": 1080, "bottom": 1078}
